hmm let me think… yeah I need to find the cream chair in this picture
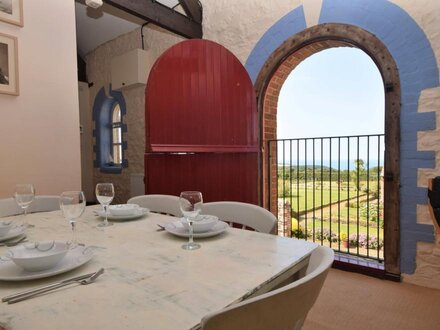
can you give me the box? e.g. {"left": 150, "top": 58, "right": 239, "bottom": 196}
{"left": 0, "top": 196, "right": 60, "bottom": 217}
{"left": 0, "top": 198, "right": 20, "bottom": 217}
{"left": 29, "top": 196, "right": 60, "bottom": 213}
{"left": 202, "top": 201, "right": 277, "bottom": 234}
{"left": 127, "top": 194, "right": 182, "bottom": 217}
{"left": 201, "top": 246, "right": 334, "bottom": 330}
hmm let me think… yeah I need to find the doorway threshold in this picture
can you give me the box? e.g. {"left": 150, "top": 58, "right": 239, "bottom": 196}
{"left": 333, "top": 253, "right": 399, "bottom": 282}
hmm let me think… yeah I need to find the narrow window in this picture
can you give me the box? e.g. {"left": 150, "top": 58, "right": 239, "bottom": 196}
{"left": 92, "top": 86, "right": 128, "bottom": 173}
{"left": 112, "top": 104, "right": 122, "bottom": 165}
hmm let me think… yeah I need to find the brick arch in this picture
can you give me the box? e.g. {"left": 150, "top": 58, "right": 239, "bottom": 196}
{"left": 255, "top": 23, "right": 401, "bottom": 276}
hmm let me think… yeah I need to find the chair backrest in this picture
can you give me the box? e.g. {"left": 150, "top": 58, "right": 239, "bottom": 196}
{"left": 0, "top": 196, "right": 60, "bottom": 217}
{"left": 0, "top": 198, "right": 21, "bottom": 217}
{"left": 201, "top": 246, "right": 334, "bottom": 330}
{"left": 29, "top": 196, "right": 60, "bottom": 213}
{"left": 202, "top": 201, "right": 277, "bottom": 234}
{"left": 127, "top": 194, "right": 182, "bottom": 217}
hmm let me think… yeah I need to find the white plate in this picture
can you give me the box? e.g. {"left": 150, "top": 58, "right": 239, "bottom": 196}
{"left": 0, "top": 245, "right": 94, "bottom": 281}
{"left": 109, "top": 204, "right": 140, "bottom": 216}
{"left": 180, "top": 215, "right": 219, "bottom": 233}
{"left": 0, "top": 226, "right": 26, "bottom": 242}
{"left": 164, "top": 220, "right": 229, "bottom": 238}
{"left": 95, "top": 207, "right": 149, "bottom": 221}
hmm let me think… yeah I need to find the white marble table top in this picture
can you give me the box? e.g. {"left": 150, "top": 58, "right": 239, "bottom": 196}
{"left": 0, "top": 206, "right": 317, "bottom": 330}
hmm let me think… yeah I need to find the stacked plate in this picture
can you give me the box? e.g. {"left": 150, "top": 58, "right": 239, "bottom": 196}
{"left": 0, "top": 221, "right": 26, "bottom": 244}
{"left": 164, "top": 215, "right": 229, "bottom": 238}
{"left": 0, "top": 221, "right": 13, "bottom": 237}
{"left": 96, "top": 204, "right": 149, "bottom": 221}
{"left": 0, "top": 240, "right": 94, "bottom": 281}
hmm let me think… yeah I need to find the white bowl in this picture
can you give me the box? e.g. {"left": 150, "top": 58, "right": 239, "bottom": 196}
{"left": 109, "top": 204, "right": 140, "bottom": 216}
{"left": 0, "top": 221, "right": 13, "bottom": 237}
{"left": 181, "top": 215, "right": 219, "bottom": 233}
{"left": 9, "top": 240, "right": 69, "bottom": 272}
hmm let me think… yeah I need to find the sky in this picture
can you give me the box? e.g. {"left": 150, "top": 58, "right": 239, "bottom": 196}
{"left": 276, "top": 47, "right": 385, "bottom": 167}
{"left": 277, "top": 47, "right": 384, "bottom": 139}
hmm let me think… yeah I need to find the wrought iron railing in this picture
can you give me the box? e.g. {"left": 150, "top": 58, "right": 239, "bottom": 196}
{"left": 268, "top": 134, "right": 384, "bottom": 262}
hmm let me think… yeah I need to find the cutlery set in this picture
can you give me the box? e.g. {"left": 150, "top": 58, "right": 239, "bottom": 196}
{"left": 2, "top": 268, "right": 104, "bottom": 304}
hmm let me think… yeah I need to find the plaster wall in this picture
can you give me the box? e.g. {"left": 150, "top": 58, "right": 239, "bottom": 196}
{"left": 86, "top": 0, "right": 440, "bottom": 286}
{"left": 0, "top": 0, "right": 81, "bottom": 197}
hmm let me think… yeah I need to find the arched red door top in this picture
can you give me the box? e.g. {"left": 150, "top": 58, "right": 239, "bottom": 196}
{"left": 145, "top": 39, "right": 258, "bottom": 153}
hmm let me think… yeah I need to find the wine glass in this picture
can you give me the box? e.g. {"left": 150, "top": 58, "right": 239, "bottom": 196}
{"left": 60, "top": 191, "right": 86, "bottom": 247}
{"left": 96, "top": 183, "right": 114, "bottom": 227}
{"left": 14, "top": 184, "right": 35, "bottom": 228}
{"left": 179, "top": 191, "right": 203, "bottom": 250}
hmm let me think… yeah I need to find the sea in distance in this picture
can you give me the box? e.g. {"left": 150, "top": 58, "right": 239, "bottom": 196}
{"left": 278, "top": 160, "right": 383, "bottom": 170}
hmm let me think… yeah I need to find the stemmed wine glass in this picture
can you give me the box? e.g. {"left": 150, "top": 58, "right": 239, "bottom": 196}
{"left": 60, "top": 191, "right": 86, "bottom": 247}
{"left": 14, "top": 184, "right": 35, "bottom": 228}
{"left": 96, "top": 183, "right": 114, "bottom": 227}
{"left": 179, "top": 191, "right": 203, "bottom": 250}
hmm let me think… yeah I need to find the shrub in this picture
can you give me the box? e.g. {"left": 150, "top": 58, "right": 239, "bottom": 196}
{"left": 290, "top": 221, "right": 311, "bottom": 239}
{"left": 292, "top": 228, "right": 308, "bottom": 239}
{"left": 315, "top": 229, "right": 338, "bottom": 243}
{"left": 348, "top": 233, "right": 359, "bottom": 247}
{"left": 347, "top": 233, "right": 384, "bottom": 250}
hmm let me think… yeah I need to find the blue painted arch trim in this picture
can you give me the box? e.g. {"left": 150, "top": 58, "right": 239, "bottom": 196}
{"left": 246, "top": 0, "right": 440, "bottom": 274}
{"left": 245, "top": 6, "right": 307, "bottom": 84}
{"left": 93, "top": 85, "right": 128, "bottom": 174}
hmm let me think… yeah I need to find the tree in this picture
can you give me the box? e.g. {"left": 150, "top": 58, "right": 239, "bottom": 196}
{"left": 351, "top": 159, "right": 365, "bottom": 191}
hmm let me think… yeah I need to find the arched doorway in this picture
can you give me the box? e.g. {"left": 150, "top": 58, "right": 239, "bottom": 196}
{"left": 255, "top": 24, "right": 400, "bottom": 276}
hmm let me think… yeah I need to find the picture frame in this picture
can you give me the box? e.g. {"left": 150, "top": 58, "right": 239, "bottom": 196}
{"left": 0, "top": 0, "right": 23, "bottom": 27}
{"left": 0, "top": 32, "right": 19, "bottom": 95}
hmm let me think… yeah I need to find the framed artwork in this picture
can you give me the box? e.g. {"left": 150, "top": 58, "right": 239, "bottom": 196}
{"left": 0, "top": 33, "right": 18, "bottom": 95}
{"left": 0, "top": 0, "right": 23, "bottom": 26}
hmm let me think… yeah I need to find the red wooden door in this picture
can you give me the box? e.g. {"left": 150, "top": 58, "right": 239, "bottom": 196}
{"left": 145, "top": 39, "right": 258, "bottom": 203}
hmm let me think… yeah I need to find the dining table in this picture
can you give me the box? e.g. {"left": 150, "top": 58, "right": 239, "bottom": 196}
{"left": 0, "top": 205, "right": 317, "bottom": 330}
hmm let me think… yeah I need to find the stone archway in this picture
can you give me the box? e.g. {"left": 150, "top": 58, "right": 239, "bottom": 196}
{"left": 254, "top": 23, "right": 401, "bottom": 275}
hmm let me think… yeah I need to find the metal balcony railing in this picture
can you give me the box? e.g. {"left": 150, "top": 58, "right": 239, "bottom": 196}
{"left": 268, "top": 134, "right": 384, "bottom": 262}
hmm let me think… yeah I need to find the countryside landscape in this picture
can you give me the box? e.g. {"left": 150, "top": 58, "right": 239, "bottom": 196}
{"left": 277, "top": 159, "right": 384, "bottom": 260}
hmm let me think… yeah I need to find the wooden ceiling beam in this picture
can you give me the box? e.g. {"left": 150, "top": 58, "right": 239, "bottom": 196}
{"left": 178, "top": 0, "right": 202, "bottom": 23}
{"left": 103, "top": 0, "right": 202, "bottom": 39}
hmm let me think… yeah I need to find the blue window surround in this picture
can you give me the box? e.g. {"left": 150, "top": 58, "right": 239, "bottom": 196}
{"left": 93, "top": 86, "right": 128, "bottom": 174}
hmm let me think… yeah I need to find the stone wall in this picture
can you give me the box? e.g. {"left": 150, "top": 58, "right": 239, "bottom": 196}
{"left": 277, "top": 200, "right": 292, "bottom": 237}
{"left": 405, "top": 87, "right": 440, "bottom": 288}
{"left": 85, "top": 26, "right": 183, "bottom": 203}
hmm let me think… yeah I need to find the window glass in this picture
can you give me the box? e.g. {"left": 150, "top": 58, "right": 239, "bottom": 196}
{"left": 112, "top": 104, "right": 122, "bottom": 165}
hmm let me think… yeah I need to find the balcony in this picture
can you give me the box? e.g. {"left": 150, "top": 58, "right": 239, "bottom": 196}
{"left": 269, "top": 134, "right": 385, "bottom": 269}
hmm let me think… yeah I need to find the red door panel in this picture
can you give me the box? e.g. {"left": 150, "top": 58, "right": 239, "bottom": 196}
{"left": 145, "top": 153, "right": 258, "bottom": 203}
{"left": 145, "top": 39, "right": 258, "bottom": 204}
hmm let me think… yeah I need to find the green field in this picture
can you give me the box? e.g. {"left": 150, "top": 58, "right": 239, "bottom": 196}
{"left": 278, "top": 180, "right": 383, "bottom": 247}
{"left": 279, "top": 187, "right": 351, "bottom": 214}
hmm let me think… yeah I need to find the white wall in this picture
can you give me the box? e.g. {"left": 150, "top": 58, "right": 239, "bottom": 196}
{"left": 79, "top": 81, "right": 93, "bottom": 201}
{"left": 0, "top": 0, "right": 81, "bottom": 197}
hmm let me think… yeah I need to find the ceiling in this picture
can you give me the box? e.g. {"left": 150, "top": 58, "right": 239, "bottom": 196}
{"left": 75, "top": 0, "right": 180, "bottom": 58}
